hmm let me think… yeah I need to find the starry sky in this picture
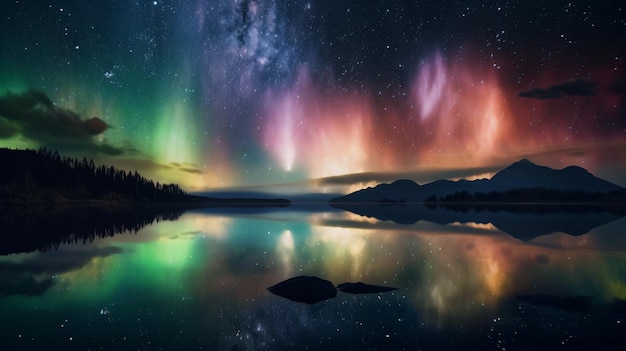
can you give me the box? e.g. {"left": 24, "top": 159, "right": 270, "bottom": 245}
{"left": 1, "top": 0, "right": 625, "bottom": 192}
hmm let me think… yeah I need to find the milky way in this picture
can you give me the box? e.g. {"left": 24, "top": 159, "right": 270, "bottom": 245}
{"left": 1, "top": 0, "right": 625, "bottom": 190}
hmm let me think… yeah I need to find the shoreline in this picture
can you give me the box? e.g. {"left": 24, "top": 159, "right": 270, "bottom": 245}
{"left": 0, "top": 196, "right": 291, "bottom": 209}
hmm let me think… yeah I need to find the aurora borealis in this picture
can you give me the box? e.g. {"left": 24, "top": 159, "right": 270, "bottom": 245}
{"left": 1, "top": 1, "right": 625, "bottom": 192}
{"left": 3, "top": 3, "right": 626, "bottom": 348}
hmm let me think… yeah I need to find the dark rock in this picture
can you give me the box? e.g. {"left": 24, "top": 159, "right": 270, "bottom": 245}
{"left": 267, "top": 276, "right": 337, "bottom": 304}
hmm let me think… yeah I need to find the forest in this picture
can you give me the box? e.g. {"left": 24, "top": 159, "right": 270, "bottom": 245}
{"left": 427, "top": 187, "right": 626, "bottom": 204}
{"left": 0, "top": 148, "right": 191, "bottom": 204}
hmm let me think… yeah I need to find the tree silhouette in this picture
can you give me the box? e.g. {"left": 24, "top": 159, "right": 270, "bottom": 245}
{"left": 438, "top": 187, "right": 626, "bottom": 203}
{"left": 0, "top": 147, "right": 191, "bottom": 203}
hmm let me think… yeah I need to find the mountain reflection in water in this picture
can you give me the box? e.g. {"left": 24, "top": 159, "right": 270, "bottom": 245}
{"left": 330, "top": 202, "right": 626, "bottom": 241}
{"left": 1, "top": 205, "right": 625, "bottom": 350}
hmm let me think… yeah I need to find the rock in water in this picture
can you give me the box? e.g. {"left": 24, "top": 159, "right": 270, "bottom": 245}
{"left": 267, "top": 276, "right": 337, "bottom": 304}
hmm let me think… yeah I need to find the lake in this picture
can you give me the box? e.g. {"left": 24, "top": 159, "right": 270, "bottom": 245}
{"left": 1, "top": 204, "right": 625, "bottom": 350}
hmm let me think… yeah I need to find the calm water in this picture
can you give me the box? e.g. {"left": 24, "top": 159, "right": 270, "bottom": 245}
{"left": 1, "top": 205, "right": 626, "bottom": 350}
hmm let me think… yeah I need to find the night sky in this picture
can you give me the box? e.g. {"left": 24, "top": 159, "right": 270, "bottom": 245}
{"left": 1, "top": 0, "right": 625, "bottom": 192}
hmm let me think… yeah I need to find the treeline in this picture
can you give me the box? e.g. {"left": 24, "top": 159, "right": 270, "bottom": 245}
{"left": 0, "top": 148, "right": 190, "bottom": 203}
{"left": 425, "top": 187, "right": 626, "bottom": 203}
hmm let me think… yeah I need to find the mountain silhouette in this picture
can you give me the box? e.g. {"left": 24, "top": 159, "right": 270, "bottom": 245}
{"left": 489, "top": 159, "right": 620, "bottom": 192}
{"left": 330, "top": 159, "right": 624, "bottom": 204}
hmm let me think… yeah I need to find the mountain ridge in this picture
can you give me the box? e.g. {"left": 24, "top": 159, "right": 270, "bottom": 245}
{"left": 330, "top": 159, "right": 624, "bottom": 203}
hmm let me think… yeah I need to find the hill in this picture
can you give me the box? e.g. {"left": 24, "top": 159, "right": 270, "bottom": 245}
{"left": 330, "top": 159, "right": 625, "bottom": 204}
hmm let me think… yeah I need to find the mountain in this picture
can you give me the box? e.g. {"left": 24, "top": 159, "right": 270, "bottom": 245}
{"left": 330, "top": 159, "right": 624, "bottom": 203}
{"left": 488, "top": 159, "right": 621, "bottom": 192}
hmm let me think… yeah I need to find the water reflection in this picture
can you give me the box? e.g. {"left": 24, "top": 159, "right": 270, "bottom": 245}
{"left": 1, "top": 206, "right": 625, "bottom": 349}
{"left": 330, "top": 202, "right": 626, "bottom": 240}
{"left": 0, "top": 204, "right": 188, "bottom": 254}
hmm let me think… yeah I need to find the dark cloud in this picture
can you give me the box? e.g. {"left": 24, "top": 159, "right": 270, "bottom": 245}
{"left": 518, "top": 79, "right": 596, "bottom": 99}
{"left": 171, "top": 162, "right": 203, "bottom": 174}
{"left": 83, "top": 117, "right": 108, "bottom": 135}
{"left": 0, "top": 89, "right": 123, "bottom": 155}
{"left": 314, "top": 165, "right": 505, "bottom": 187}
{"left": 516, "top": 141, "right": 626, "bottom": 161}
{"left": 103, "top": 157, "right": 204, "bottom": 187}
{"left": 518, "top": 87, "right": 563, "bottom": 100}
